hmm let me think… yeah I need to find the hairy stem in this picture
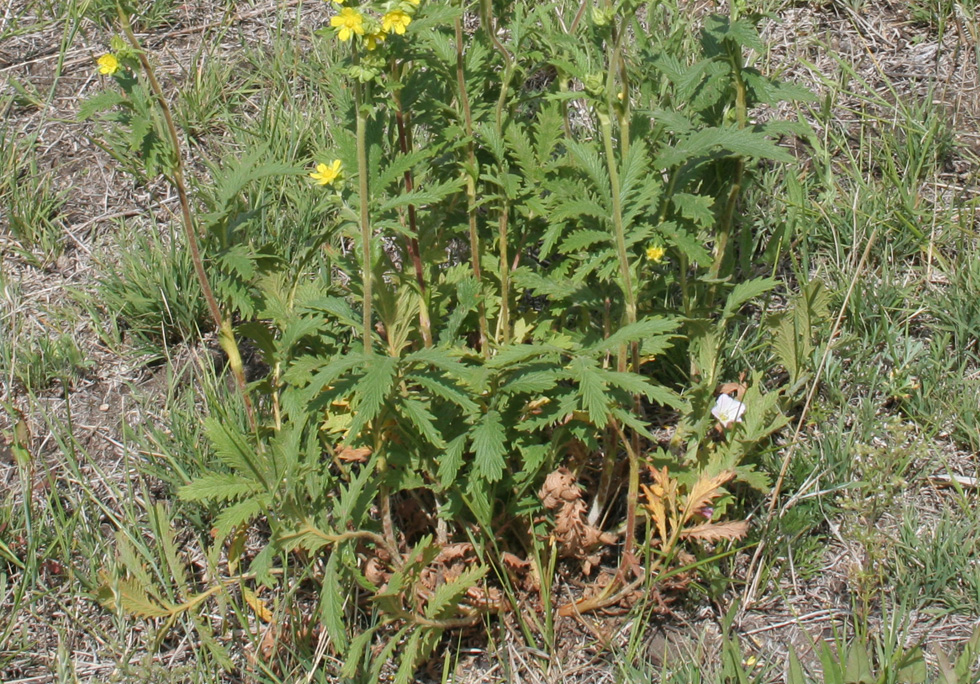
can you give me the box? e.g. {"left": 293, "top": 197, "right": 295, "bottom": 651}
{"left": 600, "top": 28, "right": 642, "bottom": 567}
{"left": 117, "top": 6, "right": 255, "bottom": 431}
{"left": 708, "top": 41, "right": 748, "bottom": 285}
{"left": 455, "top": 15, "right": 489, "bottom": 353}
{"left": 497, "top": 203, "right": 510, "bottom": 344}
{"left": 392, "top": 80, "right": 433, "bottom": 348}
{"left": 354, "top": 78, "right": 373, "bottom": 355}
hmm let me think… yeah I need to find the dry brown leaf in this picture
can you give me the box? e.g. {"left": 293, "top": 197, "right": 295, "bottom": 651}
{"left": 363, "top": 556, "right": 389, "bottom": 587}
{"left": 641, "top": 483, "right": 669, "bottom": 545}
{"left": 679, "top": 520, "right": 749, "bottom": 542}
{"left": 336, "top": 445, "right": 371, "bottom": 462}
{"left": 257, "top": 622, "right": 281, "bottom": 664}
{"left": 501, "top": 552, "right": 529, "bottom": 570}
{"left": 434, "top": 542, "right": 474, "bottom": 565}
{"left": 242, "top": 586, "right": 273, "bottom": 623}
{"left": 682, "top": 470, "right": 735, "bottom": 525}
{"left": 554, "top": 498, "right": 617, "bottom": 559}
{"left": 716, "top": 373, "right": 747, "bottom": 399}
{"left": 539, "top": 467, "right": 581, "bottom": 509}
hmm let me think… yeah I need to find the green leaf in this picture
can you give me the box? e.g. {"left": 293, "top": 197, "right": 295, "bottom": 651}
{"left": 722, "top": 277, "right": 778, "bottom": 320}
{"left": 589, "top": 316, "right": 679, "bottom": 355}
{"left": 438, "top": 434, "right": 468, "bottom": 487}
{"left": 425, "top": 564, "right": 489, "bottom": 620}
{"left": 375, "top": 177, "right": 465, "bottom": 212}
{"left": 471, "top": 410, "right": 507, "bottom": 482}
{"left": 178, "top": 474, "right": 263, "bottom": 503}
{"left": 398, "top": 397, "right": 446, "bottom": 448}
{"left": 895, "top": 646, "right": 927, "bottom": 684}
{"left": 672, "top": 193, "right": 716, "bottom": 228}
{"left": 394, "top": 629, "right": 425, "bottom": 684}
{"left": 566, "top": 140, "right": 611, "bottom": 204}
{"left": 341, "top": 626, "right": 378, "bottom": 679}
{"left": 77, "top": 91, "right": 127, "bottom": 120}
{"left": 211, "top": 497, "right": 267, "bottom": 543}
{"left": 658, "top": 222, "right": 712, "bottom": 266}
{"left": 204, "top": 418, "right": 270, "bottom": 488}
{"left": 343, "top": 355, "right": 399, "bottom": 442}
{"left": 412, "top": 372, "right": 479, "bottom": 414}
{"left": 844, "top": 641, "right": 873, "bottom": 684}
{"left": 500, "top": 368, "right": 559, "bottom": 395}
{"left": 605, "top": 371, "right": 680, "bottom": 408}
{"left": 569, "top": 357, "right": 609, "bottom": 428}
{"left": 786, "top": 647, "right": 808, "bottom": 684}
{"left": 320, "top": 552, "right": 349, "bottom": 651}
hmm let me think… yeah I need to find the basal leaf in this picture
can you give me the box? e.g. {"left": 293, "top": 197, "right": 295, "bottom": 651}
{"left": 471, "top": 409, "right": 507, "bottom": 482}
{"left": 344, "top": 355, "right": 399, "bottom": 441}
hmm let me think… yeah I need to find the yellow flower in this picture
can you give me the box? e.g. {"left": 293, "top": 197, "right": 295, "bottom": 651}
{"left": 646, "top": 245, "right": 666, "bottom": 263}
{"left": 382, "top": 10, "right": 411, "bottom": 35}
{"left": 97, "top": 53, "right": 120, "bottom": 75}
{"left": 311, "top": 160, "right": 343, "bottom": 186}
{"left": 405, "top": 0, "right": 420, "bottom": 4}
{"left": 365, "top": 31, "right": 386, "bottom": 51}
{"left": 331, "top": 8, "right": 365, "bottom": 41}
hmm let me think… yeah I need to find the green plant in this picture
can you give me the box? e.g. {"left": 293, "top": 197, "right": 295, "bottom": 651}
{"left": 84, "top": 0, "right": 814, "bottom": 678}
{"left": 0, "top": 132, "right": 68, "bottom": 260}
{"left": 96, "top": 219, "right": 208, "bottom": 353}
{"left": 786, "top": 620, "right": 980, "bottom": 684}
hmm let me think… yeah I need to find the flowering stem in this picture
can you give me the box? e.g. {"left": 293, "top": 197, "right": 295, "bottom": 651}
{"left": 708, "top": 41, "right": 748, "bottom": 286}
{"left": 455, "top": 15, "right": 489, "bottom": 353}
{"left": 392, "top": 78, "right": 432, "bottom": 347}
{"left": 599, "top": 28, "right": 642, "bottom": 570}
{"left": 481, "top": 0, "right": 514, "bottom": 346}
{"left": 481, "top": 0, "right": 513, "bottom": 134}
{"left": 117, "top": 6, "right": 256, "bottom": 432}
{"left": 354, "top": 76, "right": 373, "bottom": 355}
{"left": 496, "top": 203, "right": 510, "bottom": 344}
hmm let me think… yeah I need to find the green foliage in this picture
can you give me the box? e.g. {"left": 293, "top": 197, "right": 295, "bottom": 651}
{"left": 86, "top": 0, "right": 814, "bottom": 678}
{"left": 96, "top": 220, "right": 209, "bottom": 352}
{"left": 0, "top": 130, "right": 68, "bottom": 260}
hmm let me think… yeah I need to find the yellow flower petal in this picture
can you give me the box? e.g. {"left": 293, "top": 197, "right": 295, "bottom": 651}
{"left": 331, "top": 7, "right": 365, "bottom": 41}
{"left": 97, "top": 54, "right": 119, "bottom": 75}
{"left": 310, "top": 159, "right": 343, "bottom": 186}
{"left": 645, "top": 245, "right": 666, "bottom": 263}
{"left": 382, "top": 10, "right": 411, "bottom": 35}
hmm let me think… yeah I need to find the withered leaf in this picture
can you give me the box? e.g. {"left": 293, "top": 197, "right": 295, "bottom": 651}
{"left": 682, "top": 470, "right": 735, "bottom": 525}
{"left": 641, "top": 483, "right": 669, "bottom": 544}
{"left": 336, "top": 446, "right": 372, "bottom": 462}
{"left": 680, "top": 520, "right": 749, "bottom": 542}
{"left": 539, "top": 467, "right": 581, "bottom": 509}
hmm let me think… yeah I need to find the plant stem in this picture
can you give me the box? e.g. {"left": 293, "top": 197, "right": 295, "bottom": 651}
{"left": 392, "top": 77, "right": 433, "bottom": 347}
{"left": 354, "top": 77, "right": 373, "bottom": 355}
{"left": 481, "top": 0, "right": 514, "bottom": 134}
{"left": 497, "top": 203, "right": 510, "bottom": 344}
{"left": 455, "top": 15, "right": 489, "bottom": 353}
{"left": 599, "top": 108, "right": 642, "bottom": 567}
{"left": 708, "top": 41, "right": 748, "bottom": 284}
{"left": 117, "top": 6, "right": 255, "bottom": 432}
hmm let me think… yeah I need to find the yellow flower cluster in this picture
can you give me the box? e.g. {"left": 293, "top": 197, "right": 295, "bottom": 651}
{"left": 325, "top": 0, "right": 420, "bottom": 46}
{"left": 382, "top": 9, "right": 411, "bottom": 35}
